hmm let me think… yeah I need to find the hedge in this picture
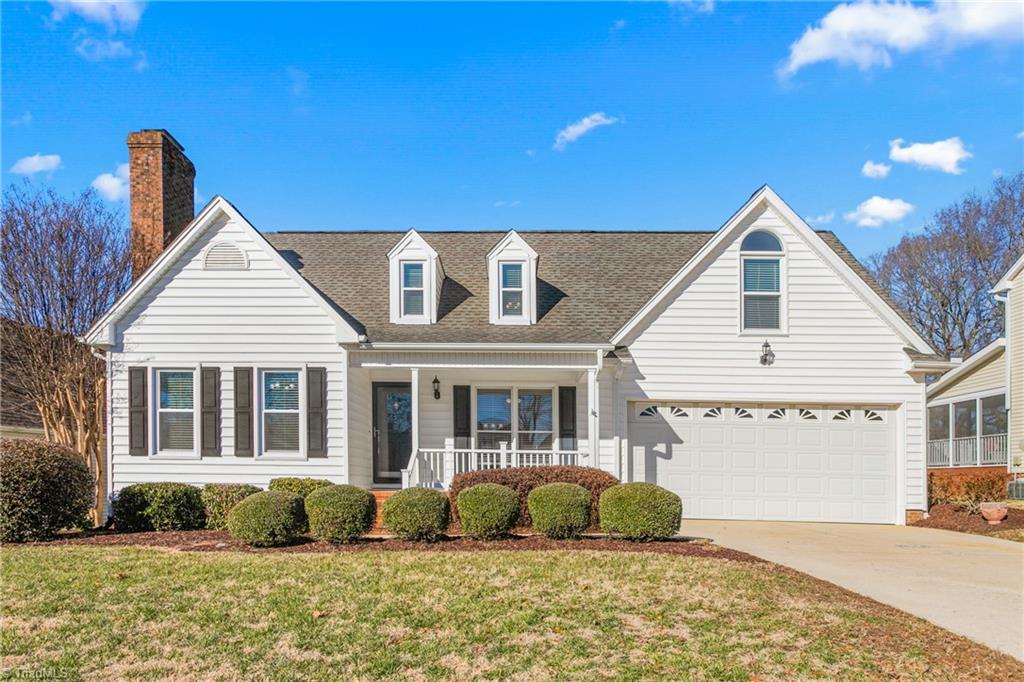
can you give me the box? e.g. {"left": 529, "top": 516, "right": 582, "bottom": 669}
{"left": 599, "top": 483, "right": 681, "bottom": 541}
{"left": 456, "top": 483, "right": 519, "bottom": 539}
{"left": 381, "top": 487, "right": 450, "bottom": 541}
{"left": 448, "top": 466, "right": 618, "bottom": 528}
{"left": 0, "top": 438, "right": 93, "bottom": 542}
{"left": 305, "top": 485, "right": 376, "bottom": 543}
{"left": 928, "top": 469, "right": 1007, "bottom": 512}
{"left": 527, "top": 483, "right": 591, "bottom": 539}
{"left": 201, "top": 484, "right": 263, "bottom": 530}
{"left": 227, "top": 490, "right": 307, "bottom": 546}
{"left": 112, "top": 482, "right": 206, "bottom": 532}
{"left": 268, "top": 477, "right": 334, "bottom": 498}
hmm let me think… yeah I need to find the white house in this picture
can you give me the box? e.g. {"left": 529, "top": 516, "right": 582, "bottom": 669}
{"left": 86, "top": 129, "right": 954, "bottom": 525}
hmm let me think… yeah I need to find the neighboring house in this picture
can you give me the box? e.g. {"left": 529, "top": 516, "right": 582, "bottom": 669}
{"left": 0, "top": 320, "right": 45, "bottom": 440}
{"left": 994, "top": 254, "right": 1024, "bottom": 473}
{"left": 86, "top": 129, "right": 955, "bottom": 525}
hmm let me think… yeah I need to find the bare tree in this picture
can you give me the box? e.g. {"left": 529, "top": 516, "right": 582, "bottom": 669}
{"left": 871, "top": 173, "right": 1024, "bottom": 359}
{"left": 1, "top": 183, "right": 131, "bottom": 523}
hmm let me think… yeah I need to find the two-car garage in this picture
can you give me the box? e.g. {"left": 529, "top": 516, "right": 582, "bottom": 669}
{"left": 628, "top": 402, "right": 897, "bottom": 524}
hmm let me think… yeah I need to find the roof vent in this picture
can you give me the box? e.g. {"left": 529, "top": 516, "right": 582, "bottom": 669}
{"left": 203, "top": 242, "right": 247, "bottom": 271}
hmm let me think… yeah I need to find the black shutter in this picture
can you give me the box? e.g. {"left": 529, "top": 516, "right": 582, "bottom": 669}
{"left": 200, "top": 367, "right": 221, "bottom": 457}
{"left": 234, "top": 367, "right": 253, "bottom": 457}
{"left": 128, "top": 367, "right": 148, "bottom": 456}
{"left": 453, "top": 385, "right": 471, "bottom": 448}
{"left": 558, "top": 386, "right": 577, "bottom": 450}
{"left": 307, "top": 367, "right": 327, "bottom": 458}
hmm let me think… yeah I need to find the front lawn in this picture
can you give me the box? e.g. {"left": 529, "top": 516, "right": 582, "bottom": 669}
{"left": 2, "top": 546, "right": 1020, "bottom": 679}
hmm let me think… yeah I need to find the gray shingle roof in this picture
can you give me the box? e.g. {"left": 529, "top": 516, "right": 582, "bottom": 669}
{"left": 265, "top": 230, "right": 918, "bottom": 345}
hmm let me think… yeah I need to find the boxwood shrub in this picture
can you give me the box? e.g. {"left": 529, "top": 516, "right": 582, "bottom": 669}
{"left": 227, "top": 490, "right": 307, "bottom": 547}
{"left": 456, "top": 483, "right": 519, "bottom": 539}
{"left": 112, "top": 482, "right": 205, "bottom": 532}
{"left": 268, "top": 477, "right": 333, "bottom": 498}
{"left": 448, "top": 466, "right": 618, "bottom": 529}
{"left": 201, "top": 483, "right": 263, "bottom": 530}
{"left": 599, "top": 483, "right": 681, "bottom": 541}
{"left": 527, "top": 483, "right": 591, "bottom": 539}
{"left": 305, "top": 484, "right": 376, "bottom": 543}
{"left": 0, "top": 438, "right": 94, "bottom": 542}
{"left": 381, "top": 487, "right": 450, "bottom": 541}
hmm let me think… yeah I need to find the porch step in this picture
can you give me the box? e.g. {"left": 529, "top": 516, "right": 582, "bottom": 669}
{"left": 370, "top": 490, "right": 396, "bottom": 533}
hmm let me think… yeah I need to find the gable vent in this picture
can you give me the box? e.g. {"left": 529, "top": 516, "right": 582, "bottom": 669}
{"left": 203, "top": 242, "right": 247, "bottom": 271}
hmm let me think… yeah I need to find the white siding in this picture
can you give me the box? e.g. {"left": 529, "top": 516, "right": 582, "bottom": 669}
{"left": 1009, "top": 277, "right": 1024, "bottom": 466}
{"left": 927, "top": 349, "right": 1006, "bottom": 402}
{"left": 347, "top": 366, "right": 373, "bottom": 487}
{"left": 109, "top": 216, "right": 347, "bottom": 491}
{"left": 619, "top": 206, "right": 927, "bottom": 513}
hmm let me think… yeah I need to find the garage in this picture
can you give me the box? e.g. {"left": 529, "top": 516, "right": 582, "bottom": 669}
{"left": 628, "top": 402, "right": 897, "bottom": 524}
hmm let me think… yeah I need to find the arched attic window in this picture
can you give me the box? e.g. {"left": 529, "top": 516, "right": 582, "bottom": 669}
{"left": 740, "top": 230, "right": 784, "bottom": 332}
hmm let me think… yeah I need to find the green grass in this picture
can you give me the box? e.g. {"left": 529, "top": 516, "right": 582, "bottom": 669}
{"left": 1, "top": 546, "right": 1018, "bottom": 680}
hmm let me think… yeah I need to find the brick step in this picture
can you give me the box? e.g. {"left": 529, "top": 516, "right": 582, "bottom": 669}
{"left": 369, "top": 489, "right": 396, "bottom": 533}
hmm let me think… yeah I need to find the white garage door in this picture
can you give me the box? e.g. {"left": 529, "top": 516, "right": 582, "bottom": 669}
{"left": 628, "top": 403, "right": 896, "bottom": 524}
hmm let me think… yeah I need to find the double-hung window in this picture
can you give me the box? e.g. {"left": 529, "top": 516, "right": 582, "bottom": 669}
{"left": 263, "top": 370, "right": 300, "bottom": 454}
{"left": 477, "top": 389, "right": 512, "bottom": 450}
{"left": 401, "top": 262, "right": 425, "bottom": 317}
{"left": 740, "top": 231, "right": 783, "bottom": 332}
{"left": 157, "top": 370, "right": 195, "bottom": 453}
{"left": 500, "top": 263, "right": 523, "bottom": 318}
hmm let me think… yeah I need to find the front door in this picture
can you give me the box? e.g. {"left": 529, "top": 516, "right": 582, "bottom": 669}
{"left": 372, "top": 382, "right": 412, "bottom": 485}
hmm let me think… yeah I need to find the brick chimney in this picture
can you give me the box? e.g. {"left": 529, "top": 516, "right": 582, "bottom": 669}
{"left": 127, "top": 129, "right": 195, "bottom": 279}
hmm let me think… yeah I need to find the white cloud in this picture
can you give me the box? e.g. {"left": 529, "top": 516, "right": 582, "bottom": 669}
{"left": 806, "top": 211, "right": 836, "bottom": 225}
{"left": 553, "top": 112, "right": 620, "bottom": 151}
{"left": 10, "top": 153, "right": 62, "bottom": 175}
{"left": 1017, "top": 131, "right": 1024, "bottom": 140}
{"left": 494, "top": 200, "right": 521, "bottom": 208}
{"left": 671, "top": 0, "right": 715, "bottom": 14}
{"left": 611, "top": 18, "right": 627, "bottom": 31}
{"left": 844, "top": 196, "right": 914, "bottom": 227}
{"left": 91, "top": 163, "right": 130, "bottom": 202}
{"left": 861, "top": 160, "right": 891, "bottom": 178}
{"left": 779, "top": 0, "right": 1023, "bottom": 78}
{"left": 75, "top": 36, "right": 131, "bottom": 61}
{"left": 49, "top": 1, "right": 145, "bottom": 33}
{"left": 9, "top": 112, "right": 32, "bottom": 127}
{"left": 888, "top": 136, "right": 971, "bottom": 174}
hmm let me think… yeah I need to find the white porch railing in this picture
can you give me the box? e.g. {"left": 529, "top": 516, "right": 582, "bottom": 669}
{"left": 402, "top": 441, "right": 590, "bottom": 489}
{"left": 927, "top": 434, "right": 1007, "bottom": 467}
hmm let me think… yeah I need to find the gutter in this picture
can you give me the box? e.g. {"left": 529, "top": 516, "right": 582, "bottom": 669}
{"left": 350, "top": 342, "right": 616, "bottom": 352}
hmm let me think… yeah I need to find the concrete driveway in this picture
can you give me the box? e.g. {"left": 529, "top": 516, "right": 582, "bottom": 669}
{"left": 685, "top": 520, "right": 1024, "bottom": 660}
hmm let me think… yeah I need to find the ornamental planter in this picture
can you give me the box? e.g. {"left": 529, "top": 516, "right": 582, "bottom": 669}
{"left": 979, "top": 502, "right": 1008, "bottom": 525}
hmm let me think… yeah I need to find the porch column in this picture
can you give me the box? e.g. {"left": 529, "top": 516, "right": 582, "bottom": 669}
{"left": 587, "top": 367, "right": 599, "bottom": 466}
{"left": 410, "top": 368, "right": 420, "bottom": 459}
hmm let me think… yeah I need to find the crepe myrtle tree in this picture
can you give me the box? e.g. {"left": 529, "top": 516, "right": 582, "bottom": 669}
{"left": 1, "top": 183, "right": 131, "bottom": 524}
{"left": 870, "top": 173, "right": 1023, "bottom": 360}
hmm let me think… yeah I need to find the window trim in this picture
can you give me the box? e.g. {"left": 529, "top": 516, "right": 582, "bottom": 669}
{"left": 471, "top": 384, "right": 559, "bottom": 451}
{"left": 498, "top": 262, "right": 525, "bottom": 320}
{"left": 398, "top": 260, "right": 428, "bottom": 322}
{"left": 257, "top": 367, "right": 307, "bottom": 460}
{"left": 151, "top": 366, "right": 200, "bottom": 459}
{"left": 738, "top": 229, "right": 787, "bottom": 336}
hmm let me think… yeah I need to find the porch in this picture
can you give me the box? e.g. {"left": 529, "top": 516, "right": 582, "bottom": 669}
{"left": 404, "top": 442, "right": 591, "bottom": 488}
{"left": 926, "top": 391, "right": 1009, "bottom": 468}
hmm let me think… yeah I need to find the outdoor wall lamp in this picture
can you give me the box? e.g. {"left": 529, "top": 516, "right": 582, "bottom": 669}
{"left": 432, "top": 375, "right": 441, "bottom": 400}
{"left": 760, "top": 340, "right": 775, "bottom": 366}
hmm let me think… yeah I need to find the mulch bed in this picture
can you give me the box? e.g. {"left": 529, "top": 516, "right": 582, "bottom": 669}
{"left": 32, "top": 529, "right": 763, "bottom": 563}
{"left": 912, "top": 503, "right": 1024, "bottom": 536}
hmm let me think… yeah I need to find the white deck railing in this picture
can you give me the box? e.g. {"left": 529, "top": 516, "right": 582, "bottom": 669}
{"left": 402, "top": 442, "right": 590, "bottom": 489}
{"left": 927, "top": 433, "right": 1007, "bottom": 467}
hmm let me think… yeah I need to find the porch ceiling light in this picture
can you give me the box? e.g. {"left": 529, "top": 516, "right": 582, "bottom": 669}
{"left": 760, "top": 340, "right": 775, "bottom": 367}
{"left": 432, "top": 375, "right": 440, "bottom": 400}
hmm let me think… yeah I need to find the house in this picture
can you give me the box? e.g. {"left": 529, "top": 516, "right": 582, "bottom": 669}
{"left": 995, "top": 254, "right": 1024, "bottom": 473}
{"left": 0, "top": 319, "right": 46, "bottom": 440}
{"left": 86, "top": 129, "right": 956, "bottom": 525}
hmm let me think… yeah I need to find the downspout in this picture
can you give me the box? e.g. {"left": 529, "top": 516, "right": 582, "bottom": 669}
{"left": 994, "top": 294, "right": 1013, "bottom": 474}
{"left": 89, "top": 346, "right": 114, "bottom": 525}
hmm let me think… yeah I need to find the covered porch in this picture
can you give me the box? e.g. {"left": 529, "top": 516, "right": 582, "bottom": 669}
{"left": 347, "top": 347, "right": 607, "bottom": 489}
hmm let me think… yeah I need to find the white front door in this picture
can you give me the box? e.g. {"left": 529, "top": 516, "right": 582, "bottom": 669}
{"left": 628, "top": 403, "right": 896, "bottom": 524}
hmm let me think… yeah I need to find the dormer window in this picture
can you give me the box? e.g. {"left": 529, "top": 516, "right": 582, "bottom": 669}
{"left": 488, "top": 231, "right": 538, "bottom": 325}
{"left": 388, "top": 230, "right": 442, "bottom": 325}
{"left": 740, "top": 230, "right": 785, "bottom": 333}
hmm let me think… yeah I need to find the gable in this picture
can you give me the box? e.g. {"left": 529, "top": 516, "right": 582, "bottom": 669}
{"left": 926, "top": 339, "right": 1006, "bottom": 401}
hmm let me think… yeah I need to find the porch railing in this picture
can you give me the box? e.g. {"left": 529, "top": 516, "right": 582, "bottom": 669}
{"left": 402, "top": 442, "right": 590, "bottom": 489}
{"left": 927, "top": 433, "right": 1007, "bottom": 467}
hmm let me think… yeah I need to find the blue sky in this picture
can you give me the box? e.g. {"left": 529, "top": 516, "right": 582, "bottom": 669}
{"left": 3, "top": 1, "right": 1022, "bottom": 260}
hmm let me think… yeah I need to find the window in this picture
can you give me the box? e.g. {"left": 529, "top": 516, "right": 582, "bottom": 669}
{"left": 401, "top": 262, "right": 425, "bottom": 317}
{"left": 669, "top": 406, "right": 689, "bottom": 419}
{"left": 832, "top": 409, "right": 852, "bottom": 422}
{"left": 953, "top": 400, "right": 976, "bottom": 438}
{"left": 863, "top": 409, "right": 885, "bottom": 423}
{"left": 928, "top": 405, "right": 949, "bottom": 441}
{"left": 981, "top": 395, "right": 1007, "bottom": 436}
{"left": 702, "top": 407, "right": 723, "bottom": 419}
{"left": 500, "top": 263, "right": 523, "bottom": 318}
{"left": 733, "top": 407, "right": 753, "bottom": 419}
{"left": 488, "top": 231, "right": 537, "bottom": 325}
{"left": 477, "top": 389, "right": 512, "bottom": 450}
{"left": 263, "top": 370, "right": 300, "bottom": 453}
{"left": 798, "top": 408, "right": 818, "bottom": 421}
{"left": 518, "top": 389, "right": 553, "bottom": 449}
{"left": 740, "top": 230, "right": 783, "bottom": 332}
{"left": 638, "top": 405, "right": 659, "bottom": 419}
{"left": 767, "top": 408, "right": 786, "bottom": 420}
{"left": 476, "top": 387, "right": 554, "bottom": 450}
{"left": 157, "top": 370, "right": 194, "bottom": 452}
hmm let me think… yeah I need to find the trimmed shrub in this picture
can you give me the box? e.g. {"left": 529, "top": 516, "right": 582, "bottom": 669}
{"left": 448, "top": 466, "right": 618, "bottom": 529}
{"left": 112, "top": 482, "right": 205, "bottom": 532}
{"left": 456, "top": 483, "right": 519, "bottom": 539}
{"left": 268, "top": 477, "right": 333, "bottom": 498}
{"left": 381, "top": 487, "right": 450, "bottom": 541}
{"left": 527, "top": 483, "right": 591, "bottom": 539}
{"left": 0, "top": 438, "right": 93, "bottom": 542}
{"left": 305, "top": 485, "right": 376, "bottom": 543}
{"left": 928, "top": 469, "right": 1007, "bottom": 512}
{"left": 599, "top": 483, "right": 681, "bottom": 541}
{"left": 227, "top": 490, "right": 307, "bottom": 547}
{"left": 201, "top": 484, "right": 262, "bottom": 530}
